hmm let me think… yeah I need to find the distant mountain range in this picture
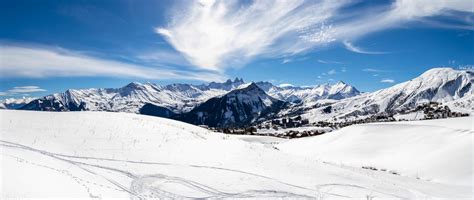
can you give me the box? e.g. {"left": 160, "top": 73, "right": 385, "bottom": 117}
{"left": 15, "top": 76, "right": 360, "bottom": 114}
{"left": 5, "top": 68, "right": 473, "bottom": 128}
{"left": 0, "top": 97, "right": 36, "bottom": 109}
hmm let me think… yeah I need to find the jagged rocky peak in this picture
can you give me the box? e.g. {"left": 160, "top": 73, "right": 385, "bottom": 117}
{"left": 334, "top": 80, "right": 346, "bottom": 86}
{"left": 254, "top": 81, "right": 275, "bottom": 91}
{"left": 233, "top": 77, "right": 244, "bottom": 83}
{"left": 207, "top": 77, "right": 245, "bottom": 90}
{"left": 330, "top": 81, "right": 360, "bottom": 94}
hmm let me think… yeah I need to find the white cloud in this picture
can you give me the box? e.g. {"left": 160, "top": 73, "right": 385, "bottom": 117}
{"left": 393, "top": 0, "right": 472, "bottom": 18}
{"left": 363, "top": 68, "right": 389, "bottom": 73}
{"left": 0, "top": 86, "right": 46, "bottom": 97}
{"left": 317, "top": 59, "right": 343, "bottom": 64}
{"left": 343, "top": 41, "right": 387, "bottom": 54}
{"left": 279, "top": 83, "right": 294, "bottom": 87}
{"left": 381, "top": 79, "right": 395, "bottom": 83}
{"left": 341, "top": 67, "right": 347, "bottom": 73}
{"left": 157, "top": 0, "right": 472, "bottom": 71}
{"left": 334, "top": 0, "right": 473, "bottom": 40}
{"left": 8, "top": 86, "right": 47, "bottom": 93}
{"left": 157, "top": 0, "right": 345, "bottom": 71}
{"left": 0, "top": 45, "right": 225, "bottom": 82}
{"left": 281, "top": 59, "right": 292, "bottom": 64}
{"left": 327, "top": 69, "right": 337, "bottom": 75}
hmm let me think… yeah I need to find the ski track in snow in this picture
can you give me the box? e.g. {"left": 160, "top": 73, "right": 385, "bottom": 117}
{"left": 0, "top": 139, "right": 417, "bottom": 199}
{"left": 0, "top": 140, "right": 321, "bottom": 199}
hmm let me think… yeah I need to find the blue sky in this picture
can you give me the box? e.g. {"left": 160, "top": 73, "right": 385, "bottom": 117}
{"left": 0, "top": 0, "right": 473, "bottom": 99}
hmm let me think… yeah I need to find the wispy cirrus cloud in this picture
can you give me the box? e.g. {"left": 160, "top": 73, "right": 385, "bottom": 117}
{"left": 279, "top": 83, "right": 294, "bottom": 87}
{"left": 333, "top": 0, "right": 474, "bottom": 40}
{"left": 281, "top": 59, "right": 292, "bottom": 64}
{"left": 0, "top": 86, "right": 46, "bottom": 97}
{"left": 343, "top": 41, "right": 388, "bottom": 54}
{"left": 157, "top": 0, "right": 472, "bottom": 71}
{"left": 327, "top": 69, "right": 337, "bottom": 75}
{"left": 0, "top": 44, "right": 225, "bottom": 82}
{"left": 157, "top": 0, "right": 345, "bottom": 71}
{"left": 317, "top": 59, "right": 343, "bottom": 64}
{"left": 8, "top": 86, "right": 47, "bottom": 93}
{"left": 341, "top": 67, "right": 347, "bottom": 73}
{"left": 363, "top": 68, "right": 380, "bottom": 72}
{"left": 380, "top": 79, "right": 395, "bottom": 83}
{"left": 362, "top": 68, "right": 391, "bottom": 73}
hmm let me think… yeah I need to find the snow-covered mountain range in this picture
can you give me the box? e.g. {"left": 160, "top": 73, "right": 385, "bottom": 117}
{"left": 10, "top": 67, "right": 473, "bottom": 127}
{"left": 0, "top": 97, "right": 35, "bottom": 109}
{"left": 20, "top": 78, "right": 246, "bottom": 113}
{"left": 298, "top": 68, "right": 473, "bottom": 122}
{"left": 257, "top": 81, "right": 360, "bottom": 104}
{"left": 17, "top": 78, "right": 360, "bottom": 114}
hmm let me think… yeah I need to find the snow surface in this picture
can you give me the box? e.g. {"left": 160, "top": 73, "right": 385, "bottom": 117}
{"left": 279, "top": 117, "right": 473, "bottom": 185}
{"left": 393, "top": 111, "right": 425, "bottom": 121}
{"left": 1, "top": 110, "right": 472, "bottom": 199}
{"left": 256, "top": 126, "right": 332, "bottom": 135}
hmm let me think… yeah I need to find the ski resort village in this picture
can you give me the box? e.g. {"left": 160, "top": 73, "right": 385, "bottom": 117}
{"left": 1, "top": 0, "right": 473, "bottom": 199}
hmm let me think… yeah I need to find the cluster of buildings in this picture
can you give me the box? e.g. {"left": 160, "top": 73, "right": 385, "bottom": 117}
{"left": 207, "top": 102, "right": 469, "bottom": 139}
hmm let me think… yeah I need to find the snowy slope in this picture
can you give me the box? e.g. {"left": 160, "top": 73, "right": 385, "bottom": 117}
{"left": 1, "top": 110, "right": 472, "bottom": 199}
{"left": 301, "top": 68, "right": 473, "bottom": 122}
{"left": 278, "top": 117, "right": 473, "bottom": 185}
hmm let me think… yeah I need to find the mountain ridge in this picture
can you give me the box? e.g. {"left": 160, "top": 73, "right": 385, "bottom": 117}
{"left": 297, "top": 67, "right": 473, "bottom": 122}
{"left": 11, "top": 67, "right": 473, "bottom": 128}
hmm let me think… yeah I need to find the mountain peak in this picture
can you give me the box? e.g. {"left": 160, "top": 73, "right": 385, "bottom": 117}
{"left": 207, "top": 77, "right": 245, "bottom": 90}
{"left": 420, "top": 67, "right": 455, "bottom": 76}
{"left": 123, "top": 82, "right": 144, "bottom": 89}
{"left": 223, "top": 78, "right": 244, "bottom": 84}
{"left": 243, "top": 82, "right": 260, "bottom": 90}
{"left": 234, "top": 77, "right": 244, "bottom": 83}
{"left": 234, "top": 82, "right": 263, "bottom": 92}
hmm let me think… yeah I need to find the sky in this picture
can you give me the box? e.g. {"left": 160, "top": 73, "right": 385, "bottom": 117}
{"left": 0, "top": 0, "right": 473, "bottom": 99}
